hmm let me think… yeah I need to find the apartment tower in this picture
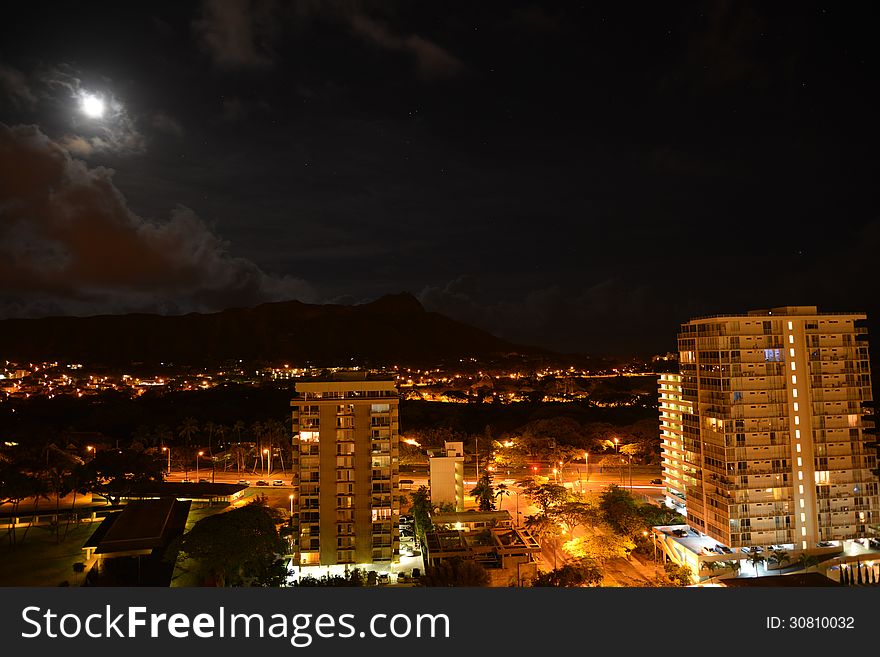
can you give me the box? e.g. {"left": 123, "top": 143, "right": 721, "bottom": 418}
{"left": 658, "top": 372, "right": 691, "bottom": 514}
{"left": 664, "top": 306, "right": 877, "bottom": 551}
{"left": 291, "top": 376, "right": 400, "bottom": 568}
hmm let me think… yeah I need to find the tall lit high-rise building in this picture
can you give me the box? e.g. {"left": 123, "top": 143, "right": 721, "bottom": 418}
{"left": 662, "top": 306, "right": 877, "bottom": 552}
{"left": 658, "top": 372, "right": 691, "bottom": 514}
{"left": 290, "top": 376, "right": 399, "bottom": 569}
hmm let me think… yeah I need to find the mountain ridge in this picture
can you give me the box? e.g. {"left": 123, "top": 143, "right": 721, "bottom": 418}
{"left": 0, "top": 293, "right": 548, "bottom": 366}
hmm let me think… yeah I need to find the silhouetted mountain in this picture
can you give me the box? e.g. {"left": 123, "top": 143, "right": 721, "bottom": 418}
{"left": 0, "top": 293, "right": 547, "bottom": 366}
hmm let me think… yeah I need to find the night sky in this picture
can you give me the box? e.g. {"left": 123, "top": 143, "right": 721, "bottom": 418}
{"left": 1, "top": 2, "right": 878, "bottom": 356}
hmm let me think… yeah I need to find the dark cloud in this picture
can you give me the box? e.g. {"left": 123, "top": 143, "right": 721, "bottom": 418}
{"left": 0, "top": 63, "right": 36, "bottom": 109}
{"left": 150, "top": 111, "right": 185, "bottom": 138}
{"left": 193, "top": 0, "right": 281, "bottom": 70}
{"left": 0, "top": 123, "right": 314, "bottom": 318}
{"left": 348, "top": 12, "right": 463, "bottom": 78}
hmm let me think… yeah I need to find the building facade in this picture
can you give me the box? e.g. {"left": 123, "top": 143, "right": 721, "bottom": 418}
{"left": 429, "top": 441, "right": 465, "bottom": 511}
{"left": 663, "top": 306, "right": 878, "bottom": 552}
{"left": 290, "top": 377, "right": 400, "bottom": 568}
{"left": 658, "top": 372, "right": 690, "bottom": 514}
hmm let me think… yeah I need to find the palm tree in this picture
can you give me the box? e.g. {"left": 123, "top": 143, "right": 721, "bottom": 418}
{"left": 769, "top": 549, "right": 791, "bottom": 575}
{"left": 495, "top": 483, "right": 511, "bottom": 510}
{"left": 746, "top": 552, "right": 766, "bottom": 578}
{"left": 700, "top": 560, "right": 723, "bottom": 580}
{"left": 469, "top": 472, "right": 496, "bottom": 512}
{"left": 204, "top": 421, "right": 216, "bottom": 457}
{"left": 795, "top": 552, "right": 819, "bottom": 584}
{"left": 178, "top": 417, "right": 199, "bottom": 447}
{"left": 726, "top": 559, "right": 742, "bottom": 577}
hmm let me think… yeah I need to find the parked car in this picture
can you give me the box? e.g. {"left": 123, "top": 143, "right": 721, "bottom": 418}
{"left": 181, "top": 478, "right": 192, "bottom": 483}
{"left": 714, "top": 544, "right": 732, "bottom": 554}
{"left": 671, "top": 529, "right": 688, "bottom": 537}
{"left": 868, "top": 537, "right": 880, "bottom": 549}
{"left": 272, "top": 479, "right": 284, "bottom": 486}
{"left": 198, "top": 478, "right": 210, "bottom": 483}
{"left": 701, "top": 547, "right": 715, "bottom": 556}
{"left": 237, "top": 480, "right": 251, "bottom": 486}
{"left": 650, "top": 478, "right": 662, "bottom": 485}
{"left": 377, "top": 573, "right": 390, "bottom": 585}
{"left": 399, "top": 514, "right": 413, "bottom": 524}
{"left": 817, "top": 541, "right": 834, "bottom": 548}
{"left": 256, "top": 480, "right": 270, "bottom": 486}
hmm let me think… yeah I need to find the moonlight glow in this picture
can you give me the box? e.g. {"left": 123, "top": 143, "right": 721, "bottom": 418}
{"left": 80, "top": 93, "right": 105, "bottom": 118}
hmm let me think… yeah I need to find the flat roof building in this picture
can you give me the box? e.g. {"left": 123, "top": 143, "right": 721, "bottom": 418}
{"left": 429, "top": 441, "right": 465, "bottom": 511}
{"left": 664, "top": 306, "right": 878, "bottom": 556}
{"left": 290, "top": 376, "right": 400, "bottom": 569}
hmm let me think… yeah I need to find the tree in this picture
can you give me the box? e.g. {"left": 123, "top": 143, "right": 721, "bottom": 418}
{"left": 409, "top": 486, "right": 432, "bottom": 540}
{"left": 551, "top": 500, "right": 599, "bottom": 534}
{"left": 42, "top": 444, "right": 81, "bottom": 543}
{"left": 0, "top": 463, "right": 41, "bottom": 548}
{"left": 598, "top": 485, "right": 644, "bottom": 538}
{"left": 700, "top": 560, "right": 724, "bottom": 579}
{"left": 421, "top": 558, "right": 490, "bottom": 587}
{"left": 292, "top": 569, "right": 365, "bottom": 587}
{"left": 564, "top": 529, "right": 635, "bottom": 563}
{"left": 769, "top": 549, "right": 790, "bottom": 575}
{"left": 469, "top": 472, "right": 496, "bottom": 512}
{"left": 523, "top": 513, "right": 562, "bottom": 542}
{"left": 532, "top": 560, "right": 602, "bottom": 587}
{"left": 175, "top": 498, "right": 286, "bottom": 587}
{"left": 494, "top": 483, "right": 511, "bottom": 510}
{"left": 178, "top": 417, "right": 199, "bottom": 447}
{"left": 794, "top": 553, "right": 819, "bottom": 584}
{"left": 521, "top": 482, "right": 570, "bottom": 515}
{"left": 746, "top": 552, "right": 766, "bottom": 578}
{"left": 664, "top": 562, "right": 692, "bottom": 586}
{"left": 80, "top": 448, "right": 166, "bottom": 506}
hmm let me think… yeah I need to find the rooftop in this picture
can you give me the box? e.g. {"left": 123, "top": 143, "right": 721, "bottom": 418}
{"left": 84, "top": 498, "right": 191, "bottom": 555}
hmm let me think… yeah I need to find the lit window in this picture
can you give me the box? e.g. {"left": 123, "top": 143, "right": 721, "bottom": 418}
{"left": 802, "top": 540, "right": 807, "bottom": 549}
{"left": 791, "top": 375, "right": 797, "bottom": 385}
{"left": 800, "top": 512, "right": 806, "bottom": 522}
{"left": 797, "top": 457, "right": 802, "bottom": 467}
{"left": 795, "top": 430, "right": 800, "bottom": 439}
{"left": 793, "top": 402, "right": 799, "bottom": 412}
{"left": 799, "top": 484, "right": 804, "bottom": 494}
{"left": 789, "top": 348, "right": 796, "bottom": 358}
{"left": 799, "top": 499, "right": 805, "bottom": 508}
{"left": 801, "top": 527, "right": 807, "bottom": 536}
{"left": 798, "top": 471, "right": 803, "bottom": 480}
{"left": 788, "top": 321, "right": 793, "bottom": 330}
{"left": 795, "top": 416, "right": 800, "bottom": 425}
{"left": 790, "top": 362, "right": 796, "bottom": 371}
{"left": 796, "top": 443, "right": 801, "bottom": 453}
{"left": 793, "top": 388, "right": 798, "bottom": 398}
{"left": 789, "top": 335, "right": 794, "bottom": 344}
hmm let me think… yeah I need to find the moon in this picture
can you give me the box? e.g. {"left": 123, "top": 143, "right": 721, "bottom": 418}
{"left": 80, "top": 93, "right": 105, "bottom": 119}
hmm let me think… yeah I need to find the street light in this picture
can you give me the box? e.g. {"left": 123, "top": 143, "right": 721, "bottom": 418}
{"left": 197, "top": 450, "right": 204, "bottom": 480}
{"left": 162, "top": 447, "right": 171, "bottom": 475}
{"left": 263, "top": 448, "right": 270, "bottom": 477}
{"left": 613, "top": 437, "right": 620, "bottom": 453}
{"left": 289, "top": 494, "right": 294, "bottom": 517}
{"left": 553, "top": 467, "right": 558, "bottom": 483}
